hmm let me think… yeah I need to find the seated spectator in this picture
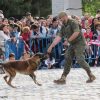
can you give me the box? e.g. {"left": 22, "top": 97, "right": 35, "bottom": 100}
{"left": 45, "top": 53, "right": 55, "bottom": 69}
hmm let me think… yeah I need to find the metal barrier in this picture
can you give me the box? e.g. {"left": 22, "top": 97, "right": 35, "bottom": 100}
{"left": 3, "top": 37, "right": 100, "bottom": 67}
{"left": 29, "top": 37, "right": 64, "bottom": 59}
{"left": 30, "top": 37, "right": 100, "bottom": 67}
{"left": 4, "top": 38, "right": 24, "bottom": 60}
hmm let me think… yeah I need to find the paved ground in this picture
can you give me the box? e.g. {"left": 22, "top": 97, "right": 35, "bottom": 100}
{"left": 0, "top": 67, "right": 100, "bottom": 100}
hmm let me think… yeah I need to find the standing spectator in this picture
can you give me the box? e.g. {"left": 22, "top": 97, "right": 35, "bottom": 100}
{"left": 0, "top": 17, "right": 2, "bottom": 26}
{"left": 96, "top": 9, "right": 100, "bottom": 18}
{"left": 40, "top": 20, "right": 48, "bottom": 37}
{"left": 48, "top": 17, "right": 61, "bottom": 37}
{"left": 2, "top": 18, "right": 9, "bottom": 25}
{"left": 93, "top": 22, "right": 100, "bottom": 40}
{"left": 30, "top": 24, "right": 39, "bottom": 37}
{"left": 21, "top": 26, "right": 31, "bottom": 51}
{"left": 9, "top": 17, "right": 15, "bottom": 24}
{"left": 84, "top": 27, "right": 93, "bottom": 42}
{"left": 9, "top": 24, "right": 21, "bottom": 39}
{"left": 25, "top": 12, "right": 34, "bottom": 27}
{"left": 81, "top": 12, "right": 92, "bottom": 29}
{"left": 90, "top": 18, "right": 98, "bottom": 32}
{"left": 93, "top": 22, "right": 100, "bottom": 66}
{"left": 0, "top": 24, "right": 10, "bottom": 41}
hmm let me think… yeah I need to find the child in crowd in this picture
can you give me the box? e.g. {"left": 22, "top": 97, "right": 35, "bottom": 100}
{"left": 21, "top": 26, "right": 31, "bottom": 51}
{"left": 45, "top": 53, "right": 55, "bottom": 69}
{"left": 83, "top": 27, "right": 93, "bottom": 63}
{"left": 84, "top": 26, "right": 93, "bottom": 42}
{"left": 9, "top": 53, "right": 15, "bottom": 61}
{"left": 20, "top": 51, "right": 30, "bottom": 60}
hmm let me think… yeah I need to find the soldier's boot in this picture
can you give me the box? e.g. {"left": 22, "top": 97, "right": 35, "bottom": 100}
{"left": 53, "top": 75, "right": 66, "bottom": 84}
{"left": 86, "top": 71, "right": 96, "bottom": 83}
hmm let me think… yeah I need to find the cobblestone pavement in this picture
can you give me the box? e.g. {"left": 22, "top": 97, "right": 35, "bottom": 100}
{"left": 0, "top": 67, "right": 100, "bottom": 100}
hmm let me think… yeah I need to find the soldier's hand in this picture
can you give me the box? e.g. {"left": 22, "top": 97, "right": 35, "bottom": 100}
{"left": 47, "top": 46, "right": 52, "bottom": 54}
{"left": 63, "top": 40, "right": 68, "bottom": 46}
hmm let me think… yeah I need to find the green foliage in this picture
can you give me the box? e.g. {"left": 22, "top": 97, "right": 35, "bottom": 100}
{"left": 0, "top": 0, "right": 51, "bottom": 18}
{"left": 82, "top": 0, "right": 100, "bottom": 16}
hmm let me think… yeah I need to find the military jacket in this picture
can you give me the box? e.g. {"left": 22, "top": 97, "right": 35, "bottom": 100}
{"left": 58, "top": 19, "right": 86, "bottom": 45}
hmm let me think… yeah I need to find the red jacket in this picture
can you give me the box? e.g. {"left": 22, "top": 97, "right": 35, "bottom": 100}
{"left": 21, "top": 32, "right": 30, "bottom": 42}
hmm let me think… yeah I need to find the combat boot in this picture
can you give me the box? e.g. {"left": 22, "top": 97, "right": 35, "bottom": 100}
{"left": 86, "top": 72, "right": 96, "bottom": 83}
{"left": 53, "top": 75, "right": 66, "bottom": 84}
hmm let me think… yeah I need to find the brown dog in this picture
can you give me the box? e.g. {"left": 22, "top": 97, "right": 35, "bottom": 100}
{"left": 0, "top": 53, "right": 47, "bottom": 88}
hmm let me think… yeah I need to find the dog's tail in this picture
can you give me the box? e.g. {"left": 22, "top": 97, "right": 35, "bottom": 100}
{"left": 0, "top": 63, "right": 5, "bottom": 74}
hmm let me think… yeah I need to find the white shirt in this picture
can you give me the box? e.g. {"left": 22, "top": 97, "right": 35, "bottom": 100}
{"left": 0, "top": 31, "right": 10, "bottom": 46}
{"left": 45, "top": 58, "right": 55, "bottom": 66}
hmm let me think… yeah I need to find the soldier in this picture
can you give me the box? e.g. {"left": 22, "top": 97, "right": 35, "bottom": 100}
{"left": 47, "top": 11, "right": 96, "bottom": 84}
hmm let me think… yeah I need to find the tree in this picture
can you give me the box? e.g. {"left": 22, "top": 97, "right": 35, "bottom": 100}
{"left": 82, "top": 0, "right": 100, "bottom": 16}
{"left": 0, "top": 0, "right": 51, "bottom": 18}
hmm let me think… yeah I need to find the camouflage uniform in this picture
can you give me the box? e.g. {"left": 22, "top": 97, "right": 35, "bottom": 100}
{"left": 54, "top": 13, "right": 96, "bottom": 84}
{"left": 58, "top": 19, "right": 92, "bottom": 77}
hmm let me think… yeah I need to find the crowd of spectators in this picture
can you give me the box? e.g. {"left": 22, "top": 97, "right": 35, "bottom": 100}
{"left": 0, "top": 9, "right": 100, "bottom": 68}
